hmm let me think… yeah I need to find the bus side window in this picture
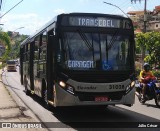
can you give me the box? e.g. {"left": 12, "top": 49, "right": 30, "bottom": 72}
{"left": 27, "top": 43, "right": 30, "bottom": 62}
{"left": 24, "top": 43, "right": 28, "bottom": 62}
{"left": 39, "top": 31, "right": 47, "bottom": 75}
{"left": 34, "top": 36, "right": 41, "bottom": 77}
{"left": 34, "top": 38, "right": 39, "bottom": 60}
{"left": 40, "top": 32, "right": 47, "bottom": 60}
{"left": 23, "top": 45, "right": 26, "bottom": 62}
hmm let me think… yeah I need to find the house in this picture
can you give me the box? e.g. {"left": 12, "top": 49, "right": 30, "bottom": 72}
{"left": 127, "top": 5, "right": 160, "bottom": 32}
{"left": 149, "top": 5, "right": 160, "bottom": 31}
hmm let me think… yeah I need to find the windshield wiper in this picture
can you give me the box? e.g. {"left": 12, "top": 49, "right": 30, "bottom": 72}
{"left": 107, "top": 29, "right": 119, "bottom": 50}
{"left": 77, "top": 29, "right": 93, "bottom": 51}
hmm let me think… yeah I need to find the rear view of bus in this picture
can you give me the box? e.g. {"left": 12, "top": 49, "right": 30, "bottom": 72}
{"left": 55, "top": 13, "right": 135, "bottom": 107}
{"left": 6, "top": 60, "right": 17, "bottom": 72}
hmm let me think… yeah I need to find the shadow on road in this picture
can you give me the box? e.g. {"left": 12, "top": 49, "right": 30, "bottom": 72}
{"left": 21, "top": 90, "right": 160, "bottom": 130}
{"left": 50, "top": 106, "right": 160, "bottom": 130}
{"left": 3, "top": 71, "right": 160, "bottom": 130}
{"left": 144, "top": 103, "right": 159, "bottom": 108}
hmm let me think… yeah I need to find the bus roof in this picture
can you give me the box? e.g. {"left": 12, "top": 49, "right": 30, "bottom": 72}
{"left": 20, "top": 13, "right": 131, "bottom": 46}
{"left": 20, "top": 37, "right": 30, "bottom": 46}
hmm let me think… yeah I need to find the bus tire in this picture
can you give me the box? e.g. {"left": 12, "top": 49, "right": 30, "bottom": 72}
{"left": 42, "top": 83, "right": 52, "bottom": 110}
{"left": 155, "top": 94, "right": 160, "bottom": 108}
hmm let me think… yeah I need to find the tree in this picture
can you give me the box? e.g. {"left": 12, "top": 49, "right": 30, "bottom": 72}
{"left": 8, "top": 34, "right": 27, "bottom": 59}
{"left": 135, "top": 31, "right": 160, "bottom": 68}
{"left": 144, "top": 31, "right": 160, "bottom": 67}
{"left": 0, "top": 30, "right": 11, "bottom": 61}
{"left": 135, "top": 32, "right": 147, "bottom": 68}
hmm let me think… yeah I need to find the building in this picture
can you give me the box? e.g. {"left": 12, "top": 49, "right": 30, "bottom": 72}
{"left": 127, "top": 5, "right": 160, "bottom": 32}
{"left": 148, "top": 5, "right": 160, "bottom": 31}
{"left": 127, "top": 10, "right": 145, "bottom": 22}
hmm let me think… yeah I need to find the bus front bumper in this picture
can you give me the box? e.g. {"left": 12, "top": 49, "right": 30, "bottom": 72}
{"left": 54, "top": 83, "right": 135, "bottom": 107}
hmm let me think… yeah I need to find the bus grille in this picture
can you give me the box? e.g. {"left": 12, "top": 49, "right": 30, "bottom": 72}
{"left": 76, "top": 91, "right": 125, "bottom": 101}
{"left": 70, "top": 73, "right": 130, "bottom": 83}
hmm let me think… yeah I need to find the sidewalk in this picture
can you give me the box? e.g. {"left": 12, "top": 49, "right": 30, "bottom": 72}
{"left": 0, "top": 69, "right": 48, "bottom": 130}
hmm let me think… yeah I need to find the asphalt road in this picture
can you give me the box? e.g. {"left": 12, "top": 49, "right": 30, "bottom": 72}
{"left": 2, "top": 69, "right": 160, "bottom": 131}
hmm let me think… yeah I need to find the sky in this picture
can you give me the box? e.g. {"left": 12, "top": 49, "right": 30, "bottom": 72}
{"left": 0, "top": 0, "right": 159, "bottom": 35}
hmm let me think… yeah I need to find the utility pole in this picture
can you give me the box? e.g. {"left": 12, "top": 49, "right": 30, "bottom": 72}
{"left": 131, "top": 0, "right": 147, "bottom": 32}
{"left": 131, "top": 0, "right": 147, "bottom": 69}
{"left": 0, "top": 0, "right": 2, "bottom": 26}
{"left": 143, "top": 0, "right": 147, "bottom": 33}
{"left": 0, "top": 0, "right": 2, "bottom": 11}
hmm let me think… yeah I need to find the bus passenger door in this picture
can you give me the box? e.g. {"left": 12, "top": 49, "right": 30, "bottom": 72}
{"left": 46, "top": 29, "right": 55, "bottom": 101}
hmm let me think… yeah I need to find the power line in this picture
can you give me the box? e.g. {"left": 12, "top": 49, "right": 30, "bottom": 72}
{"left": 0, "top": 0, "right": 23, "bottom": 19}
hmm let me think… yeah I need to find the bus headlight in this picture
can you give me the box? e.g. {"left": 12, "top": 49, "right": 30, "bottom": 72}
{"left": 59, "top": 81, "right": 66, "bottom": 88}
{"left": 59, "top": 81, "right": 75, "bottom": 95}
{"left": 126, "top": 81, "right": 135, "bottom": 94}
{"left": 131, "top": 81, "right": 135, "bottom": 87}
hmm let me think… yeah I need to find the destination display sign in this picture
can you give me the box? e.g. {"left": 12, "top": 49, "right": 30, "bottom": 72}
{"left": 61, "top": 16, "right": 132, "bottom": 29}
{"left": 68, "top": 17, "right": 121, "bottom": 28}
{"left": 67, "top": 60, "right": 94, "bottom": 68}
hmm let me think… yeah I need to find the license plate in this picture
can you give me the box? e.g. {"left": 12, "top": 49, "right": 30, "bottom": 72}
{"left": 95, "top": 96, "right": 109, "bottom": 102}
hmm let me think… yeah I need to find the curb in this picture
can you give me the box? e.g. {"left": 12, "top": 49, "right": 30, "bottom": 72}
{"left": 0, "top": 69, "right": 49, "bottom": 130}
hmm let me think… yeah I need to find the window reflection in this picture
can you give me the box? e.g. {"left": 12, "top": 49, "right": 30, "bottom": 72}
{"left": 62, "top": 32, "right": 131, "bottom": 71}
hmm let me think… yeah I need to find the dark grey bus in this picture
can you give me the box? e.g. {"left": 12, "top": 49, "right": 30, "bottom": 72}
{"left": 20, "top": 13, "right": 136, "bottom": 108}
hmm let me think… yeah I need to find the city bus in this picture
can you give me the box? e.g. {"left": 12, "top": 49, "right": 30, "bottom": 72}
{"left": 20, "top": 13, "right": 136, "bottom": 108}
{"left": 6, "top": 60, "right": 17, "bottom": 72}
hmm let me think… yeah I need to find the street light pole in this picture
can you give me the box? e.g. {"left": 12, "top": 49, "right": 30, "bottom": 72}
{"left": 11, "top": 27, "right": 24, "bottom": 38}
{"left": 0, "top": 0, "right": 2, "bottom": 11}
{"left": 13, "top": 27, "right": 24, "bottom": 32}
{"left": 143, "top": 0, "right": 147, "bottom": 33}
{"left": 103, "top": 1, "right": 129, "bottom": 18}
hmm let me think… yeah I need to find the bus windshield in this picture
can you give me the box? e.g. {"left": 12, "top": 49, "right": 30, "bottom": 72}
{"left": 61, "top": 31, "right": 132, "bottom": 71}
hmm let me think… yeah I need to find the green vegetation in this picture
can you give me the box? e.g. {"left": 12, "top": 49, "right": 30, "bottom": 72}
{"left": 0, "top": 29, "right": 11, "bottom": 62}
{"left": 0, "top": 29, "right": 28, "bottom": 69}
{"left": 7, "top": 31, "right": 28, "bottom": 59}
{"left": 135, "top": 31, "right": 160, "bottom": 80}
{"left": 135, "top": 31, "right": 160, "bottom": 69}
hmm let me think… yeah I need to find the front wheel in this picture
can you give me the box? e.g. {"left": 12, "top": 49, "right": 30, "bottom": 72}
{"left": 135, "top": 91, "right": 144, "bottom": 103}
{"left": 155, "top": 94, "right": 160, "bottom": 108}
{"left": 43, "top": 89, "right": 52, "bottom": 110}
